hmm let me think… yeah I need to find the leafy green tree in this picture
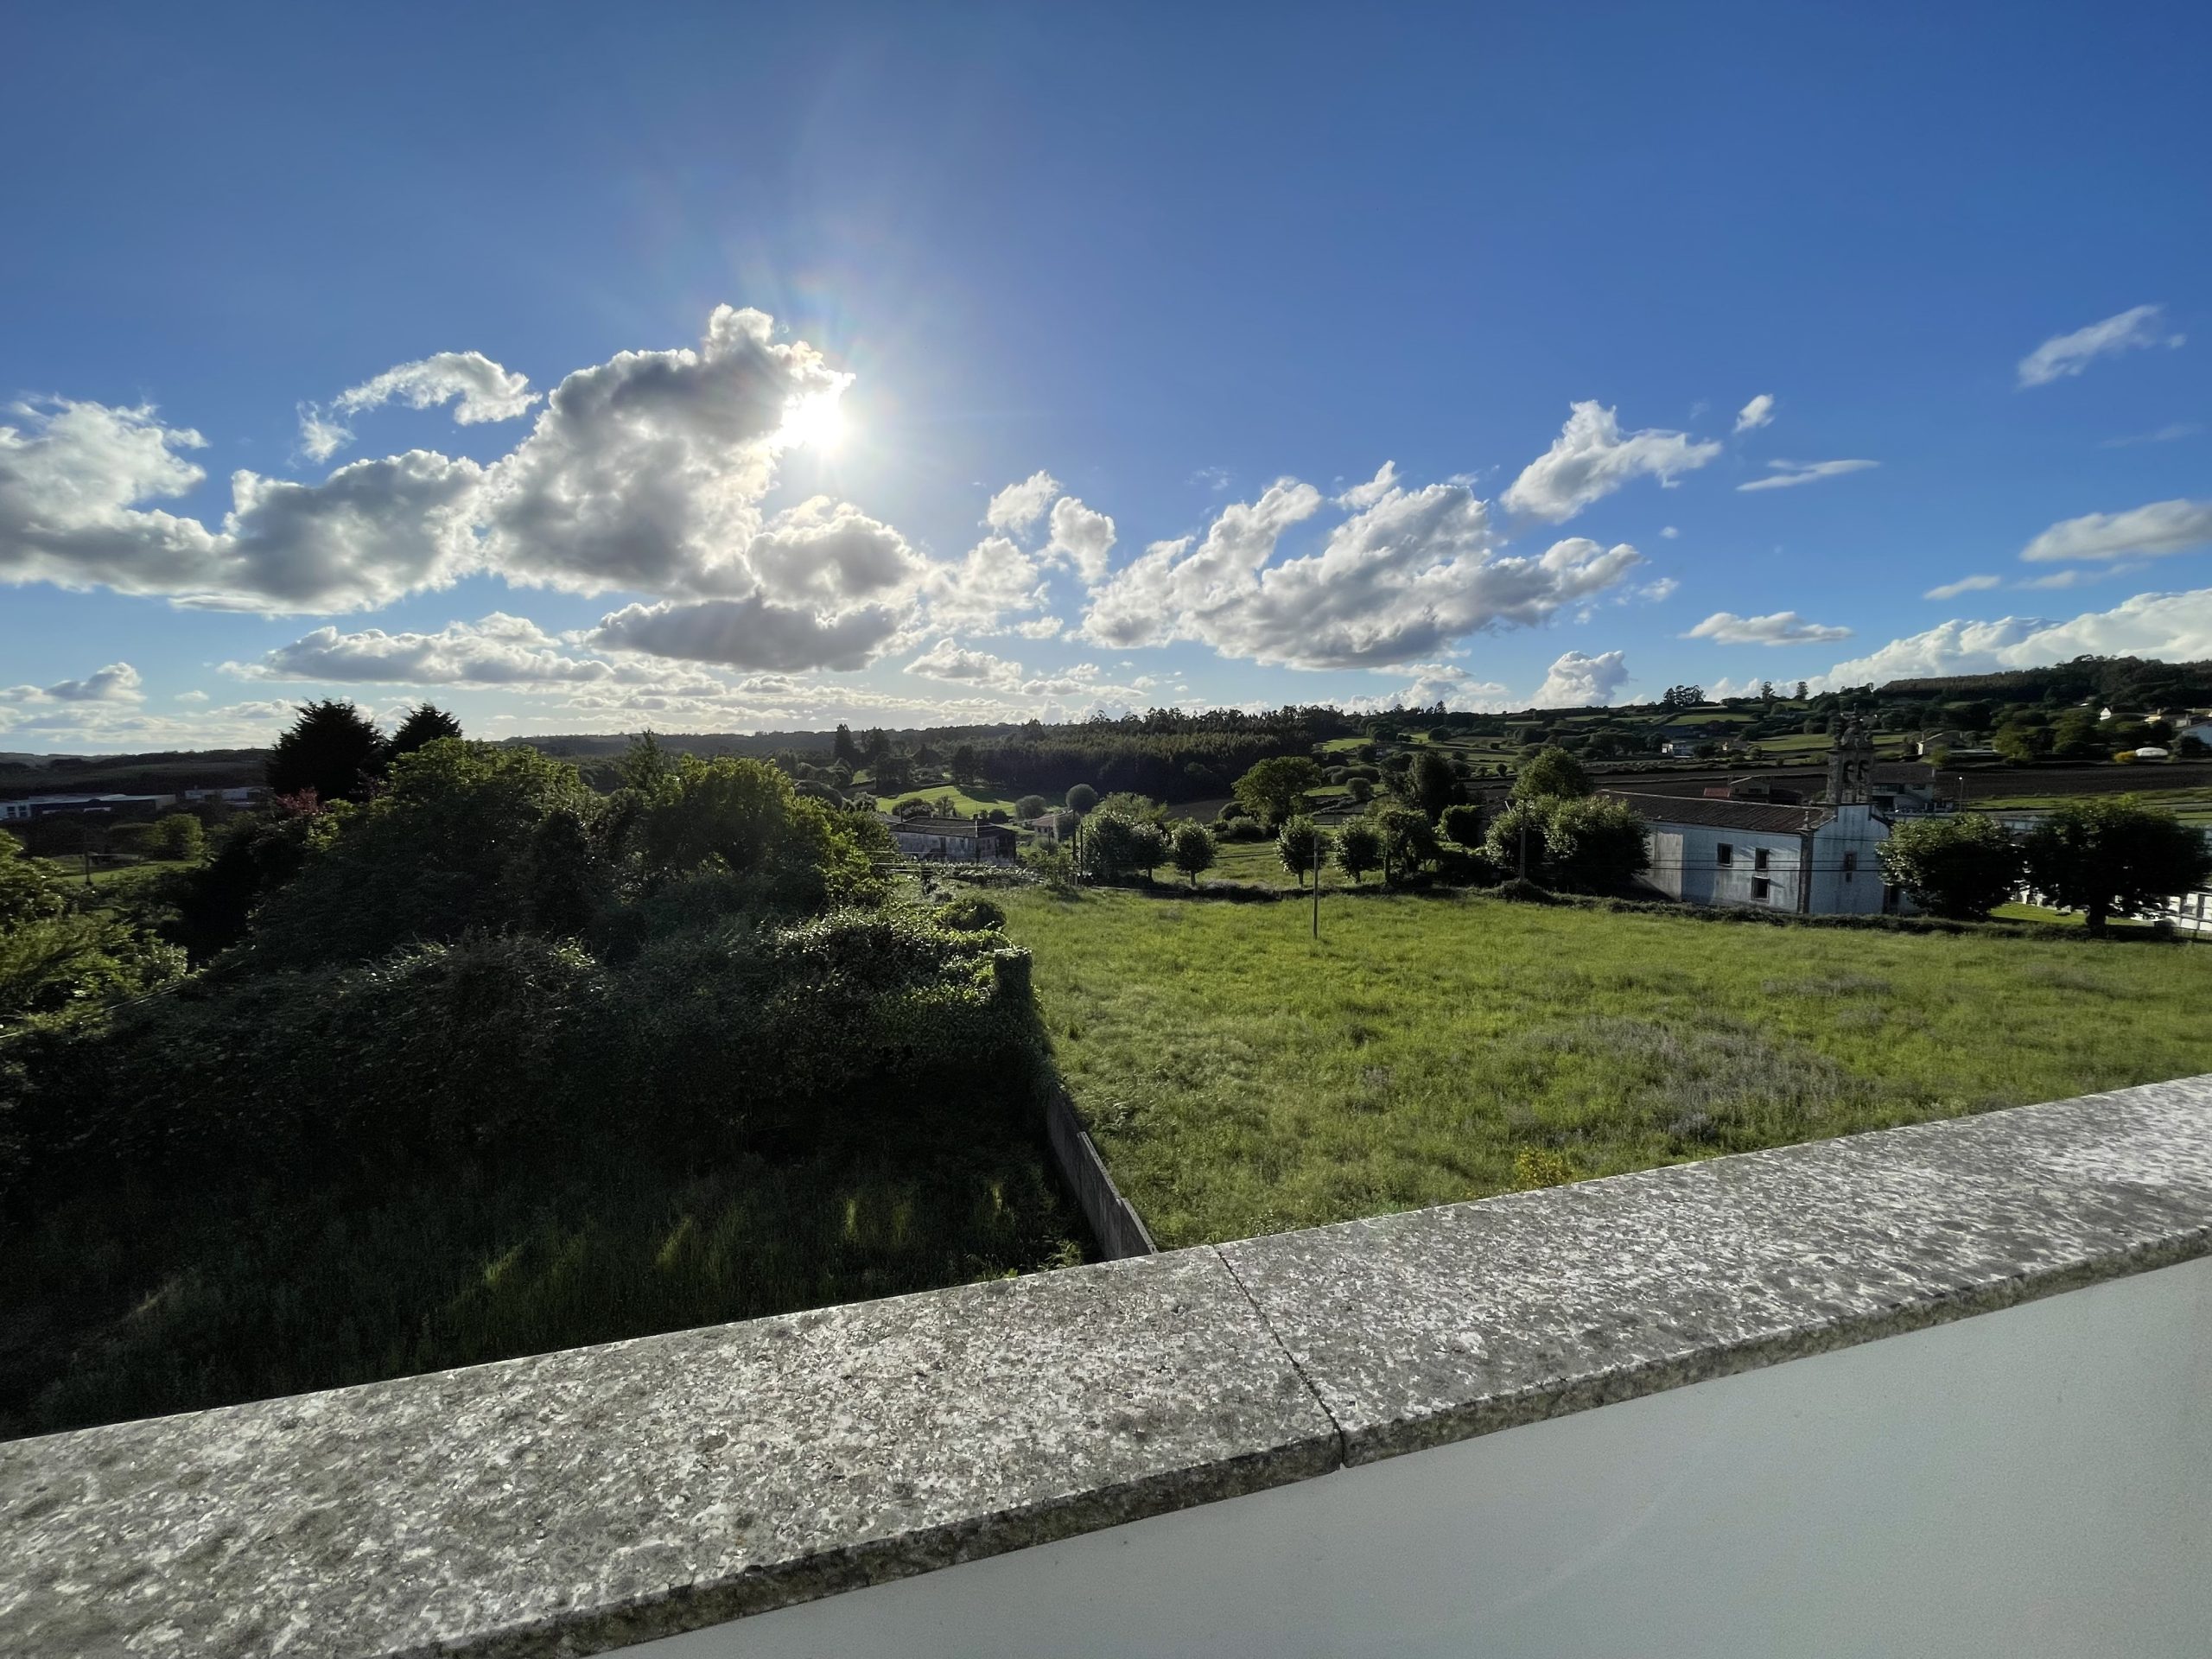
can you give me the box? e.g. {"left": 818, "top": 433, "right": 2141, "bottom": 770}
{"left": 1539, "top": 797, "right": 1651, "bottom": 891}
{"left": 265, "top": 700, "right": 385, "bottom": 804}
{"left": 1439, "top": 802, "right": 1485, "bottom": 849}
{"left": 1991, "top": 721, "right": 2050, "bottom": 766}
{"left": 1334, "top": 821, "right": 1382, "bottom": 884}
{"left": 1168, "top": 822, "right": 1217, "bottom": 887}
{"left": 832, "top": 723, "right": 859, "bottom": 766}
{"left": 1065, "top": 783, "right": 1099, "bottom": 814}
{"left": 950, "top": 744, "right": 980, "bottom": 784}
{"left": 1276, "top": 815, "right": 1325, "bottom": 886}
{"left": 0, "top": 833, "right": 183, "bottom": 1022}
{"left": 1075, "top": 812, "right": 1147, "bottom": 883}
{"left": 1406, "top": 748, "right": 1462, "bottom": 819}
{"left": 1370, "top": 804, "right": 1438, "bottom": 884}
{"left": 1510, "top": 745, "right": 1592, "bottom": 803}
{"left": 2024, "top": 797, "right": 2212, "bottom": 932}
{"left": 1484, "top": 800, "right": 1552, "bottom": 880}
{"left": 1231, "top": 756, "right": 1322, "bottom": 828}
{"left": 1015, "top": 794, "right": 1050, "bottom": 820}
{"left": 154, "top": 813, "right": 207, "bottom": 861}
{"left": 1129, "top": 820, "right": 1172, "bottom": 881}
{"left": 619, "top": 730, "right": 673, "bottom": 792}
{"left": 389, "top": 703, "right": 463, "bottom": 759}
{"left": 1877, "top": 815, "right": 2025, "bottom": 919}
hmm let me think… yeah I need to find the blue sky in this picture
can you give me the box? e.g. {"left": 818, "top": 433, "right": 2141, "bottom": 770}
{"left": 3, "top": 2, "right": 2207, "bottom": 750}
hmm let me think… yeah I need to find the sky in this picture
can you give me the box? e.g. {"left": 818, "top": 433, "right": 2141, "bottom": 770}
{"left": 2, "top": 2, "right": 2208, "bottom": 753}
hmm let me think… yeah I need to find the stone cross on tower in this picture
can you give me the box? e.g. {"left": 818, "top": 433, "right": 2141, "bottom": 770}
{"left": 1826, "top": 717, "right": 1874, "bottom": 805}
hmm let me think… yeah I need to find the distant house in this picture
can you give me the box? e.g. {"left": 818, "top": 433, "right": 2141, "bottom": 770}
{"left": 0, "top": 792, "right": 168, "bottom": 824}
{"left": 883, "top": 814, "right": 1019, "bottom": 861}
{"left": 1605, "top": 721, "right": 1910, "bottom": 916}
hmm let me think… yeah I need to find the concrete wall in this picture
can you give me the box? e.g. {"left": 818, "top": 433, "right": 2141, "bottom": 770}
{"left": 1806, "top": 803, "right": 1895, "bottom": 916}
{"left": 1643, "top": 821, "right": 1804, "bottom": 909}
{"left": 650, "top": 1257, "right": 2212, "bottom": 1659}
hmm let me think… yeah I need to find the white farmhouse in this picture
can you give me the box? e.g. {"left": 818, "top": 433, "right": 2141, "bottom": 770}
{"left": 882, "top": 813, "right": 1019, "bottom": 861}
{"left": 1605, "top": 722, "right": 1907, "bottom": 916}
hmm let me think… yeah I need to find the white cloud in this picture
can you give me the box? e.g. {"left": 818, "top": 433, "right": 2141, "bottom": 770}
{"left": 1734, "top": 394, "right": 1776, "bottom": 434}
{"left": 0, "top": 661, "right": 144, "bottom": 706}
{"left": 1081, "top": 473, "right": 1643, "bottom": 668}
{"left": 1813, "top": 585, "right": 2212, "bottom": 688}
{"left": 0, "top": 397, "right": 485, "bottom": 613}
{"left": 1343, "top": 662, "right": 1512, "bottom": 715}
{"left": 227, "top": 614, "right": 617, "bottom": 686}
{"left": 1041, "top": 495, "right": 1116, "bottom": 585}
{"left": 1684, "top": 610, "right": 1853, "bottom": 645}
{"left": 983, "top": 470, "right": 1061, "bottom": 535}
{"left": 1633, "top": 576, "right": 1679, "bottom": 603}
{"left": 1191, "top": 466, "right": 1231, "bottom": 493}
{"left": 479, "top": 305, "right": 850, "bottom": 598}
{"left": 175, "top": 690, "right": 209, "bottom": 703}
{"left": 2020, "top": 499, "right": 2212, "bottom": 563}
{"left": 921, "top": 535, "right": 1050, "bottom": 632}
{"left": 588, "top": 594, "right": 905, "bottom": 673}
{"left": 1013, "top": 614, "right": 1065, "bottom": 639}
{"left": 1924, "top": 574, "right": 2002, "bottom": 601}
{"left": 907, "top": 639, "right": 1026, "bottom": 692}
{"left": 1735, "top": 458, "right": 1878, "bottom": 493}
{"left": 1503, "top": 402, "right": 1721, "bottom": 524}
{"left": 2100, "top": 422, "right": 2202, "bottom": 448}
{"left": 1659, "top": 525, "right": 1680, "bottom": 539}
{"left": 301, "top": 351, "right": 539, "bottom": 460}
{"left": 1533, "top": 649, "right": 1630, "bottom": 708}
{"left": 1337, "top": 461, "right": 1400, "bottom": 510}
{"left": 2018, "top": 304, "right": 2184, "bottom": 389}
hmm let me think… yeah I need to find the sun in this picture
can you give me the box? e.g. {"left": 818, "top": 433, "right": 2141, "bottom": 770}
{"left": 779, "top": 389, "right": 848, "bottom": 453}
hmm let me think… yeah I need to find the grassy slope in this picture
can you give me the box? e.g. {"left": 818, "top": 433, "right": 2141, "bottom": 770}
{"left": 1001, "top": 887, "right": 2212, "bottom": 1248}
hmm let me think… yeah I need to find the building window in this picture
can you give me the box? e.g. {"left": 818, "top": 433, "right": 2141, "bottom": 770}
{"left": 1753, "top": 847, "right": 1770, "bottom": 872}
{"left": 1716, "top": 842, "right": 1733, "bottom": 867}
{"left": 1843, "top": 851, "right": 1857, "bottom": 882}
{"left": 1751, "top": 876, "right": 1771, "bottom": 901}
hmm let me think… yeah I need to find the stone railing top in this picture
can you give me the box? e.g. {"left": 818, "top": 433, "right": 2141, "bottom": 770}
{"left": 4, "top": 1077, "right": 2210, "bottom": 1657}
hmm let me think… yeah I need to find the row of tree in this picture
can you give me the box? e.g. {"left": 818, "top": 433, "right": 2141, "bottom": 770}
{"left": 1877, "top": 799, "right": 2211, "bottom": 931}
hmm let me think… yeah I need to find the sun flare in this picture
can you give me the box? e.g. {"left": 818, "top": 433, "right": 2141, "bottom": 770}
{"left": 779, "top": 389, "right": 848, "bottom": 453}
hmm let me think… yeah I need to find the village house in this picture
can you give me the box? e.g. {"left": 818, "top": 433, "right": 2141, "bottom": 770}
{"left": 882, "top": 813, "right": 1020, "bottom": 862}
{"left": 1607, "top": 723, "right": 1907, "bottom": 916}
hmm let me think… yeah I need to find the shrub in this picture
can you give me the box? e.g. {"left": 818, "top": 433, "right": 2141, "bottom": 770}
{"left": 1439, "top": 802, "right": 1485, "bottom": 849}
{"left": 1015, "top": 794, "right": 1050, "bottom": 821}
{"left": 1334, "top": 820, "right": 1382, "bottom": 884}
{"left": 1370, "top": 805, "right": 1438, "bottom": 883}
{"left": 1065, "top": 784, "right": 1098, "bottom": 814}
{"left": 1276, "top": 816, "right": 1327, "bottom": 887}
{"left": 936, "top": 895, "right": 1007, "bottom": 932}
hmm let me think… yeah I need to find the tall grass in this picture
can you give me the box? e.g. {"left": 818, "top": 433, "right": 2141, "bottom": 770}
{"left": 1001, "top": 887, "right": 2212, "bottom": 1248}
{"left": 1, "top": 1109, "right": 1079, "bottom": 1438}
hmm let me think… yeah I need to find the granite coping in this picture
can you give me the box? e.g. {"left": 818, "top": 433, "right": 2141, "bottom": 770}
{"left": 4, "top": 1077, "right": 2210, "bottom": 1657}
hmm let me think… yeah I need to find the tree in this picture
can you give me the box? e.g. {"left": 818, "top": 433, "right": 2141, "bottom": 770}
{"left": 1334, "top": 821, "right": 1382, "bottom": 884}
{"left": 1795, "top": 680, "right": 1809, "bottom": 701}
{"left": 1406, "top": 748, "right": 1462, "bottom": 819}
{"left": 1065, "top": 783, "right": 1098, "bottom": 815}
{"left": 1370, "top": 804, "right": 1437, "bottom": 884}
{"left": 2024, "top": 797, "right": 2212, "bottom": 933}
{"left": 1877, "top": 815, "right": 2024, "bottom": 920}
{"left": 1540, "top": 797, "right": 1651, "bottom": 891}
{"left": 1439, "top": 803, "right": 1484, "bottom": 850}
{"left": 862, "top": 728, "right": 892, "bottom": 766}
{"left": 266, "top": 700, "right": 385, "bottom": 804}
{"left": 389, "top": 703, "right": 462, "bottom": 759}
{"left": 1510, "top": 745, "right": 1592, "bottom": 803}
{"left": 1484, "top": 801, "right": 1550, "bottom": 880}
{"left": 1231, "top": 756, "right": 1322, "bottom": 828}
{"left": 1076, "top": 812, "right": 1148, "bottom": 883}
{"left": 1169, "top": 822, "right": 1217, "bottom": 887}
{"left": 950, "top": 744, "right": 980, "bottom": 785}
{"left": 1992, "top": 719, "right": 2052, "bottom": 766}
{"left": 873, "top": 753, "right": 914, "bottom": 795}
{"left": 1015, "top": 794, "right": 1050, "bottom": 820}
{"left": 833, "top": 723, "right": 859, "bottom": 767}
{"left": 154, "top": 812, "right": 207, "bottom": 862}
{"left": 1276, "top": 815, "right": 1324, "bottom": 887}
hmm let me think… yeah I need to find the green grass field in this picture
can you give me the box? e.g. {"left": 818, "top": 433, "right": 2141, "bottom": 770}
{"left": 1000, "top": 887, "right": 2212, "bottom": 1248}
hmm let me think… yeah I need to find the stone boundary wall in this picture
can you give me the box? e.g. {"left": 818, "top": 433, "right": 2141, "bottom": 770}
{"left": 1044, "top": 1085, "right": 1157, "bottom": 1259}
{"left": 3, "top": 1076, "right": 2209, "bottom": 1658}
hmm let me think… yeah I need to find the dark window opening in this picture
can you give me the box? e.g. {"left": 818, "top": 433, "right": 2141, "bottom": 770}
{"left": 1716, "top": 842, "right": 1733, "bottom": 867}
{"left": 1751, "top": 876, "right": 1771, "bottom": 901}
{"left": 1843, "top": 850, "right": 1857, "bottom": 882}
{"left": 1753, "top": 847, "right": 1770, "bottom": 872}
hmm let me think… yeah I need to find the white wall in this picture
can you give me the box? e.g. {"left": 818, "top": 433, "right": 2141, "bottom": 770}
{"left": 1643, "top": 821, "right": 1802, "bottom": 909}
{"left": 1806, "top": 803, "right": 1894, "bottom": 915}
{"left": 643, "top": 1258, "right": 2212, "bottom": 1659}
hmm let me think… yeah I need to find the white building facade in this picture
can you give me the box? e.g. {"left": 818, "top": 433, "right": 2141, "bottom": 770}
{"left": 1610, "top": 793, "right": 1900, "bottom": 916}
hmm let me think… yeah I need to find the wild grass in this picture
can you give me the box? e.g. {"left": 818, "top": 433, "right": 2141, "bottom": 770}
{"left": 0, "top": 1103, "right": 1080, "bottom": 1438}
{"left": 1000, "top": 887, "right": 2212, "bottom": 1248}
